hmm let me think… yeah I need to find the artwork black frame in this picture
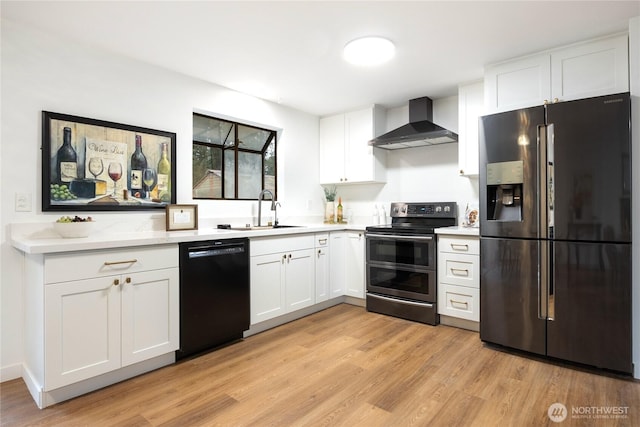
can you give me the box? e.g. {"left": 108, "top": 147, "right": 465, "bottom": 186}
{"left": 42, "top": 111, "right": 176, "bottom": 211}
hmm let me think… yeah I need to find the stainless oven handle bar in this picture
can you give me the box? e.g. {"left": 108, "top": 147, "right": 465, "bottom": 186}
{"left": 367, "top": 293, "right": 433, "bottom": 308}
{"left": 365, "top": 233, "right": 433, "bottom": 241}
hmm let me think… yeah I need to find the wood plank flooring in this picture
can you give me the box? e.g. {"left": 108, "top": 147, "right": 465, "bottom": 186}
{"left": 1, "top": 304, "right": 639, "bottom": 426}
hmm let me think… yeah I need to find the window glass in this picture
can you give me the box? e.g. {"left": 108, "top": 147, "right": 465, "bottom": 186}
{"left": 193, "top": 113, "right": 276, "bottom": 200}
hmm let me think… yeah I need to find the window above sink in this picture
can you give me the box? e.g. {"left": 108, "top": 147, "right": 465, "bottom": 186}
{"left": 192, "top": 113, "right": 277, "bottom": 200}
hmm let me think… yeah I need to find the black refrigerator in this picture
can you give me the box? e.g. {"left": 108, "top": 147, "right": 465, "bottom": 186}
{"left": 479, "top": 92, "right": 632, "bottom": 374}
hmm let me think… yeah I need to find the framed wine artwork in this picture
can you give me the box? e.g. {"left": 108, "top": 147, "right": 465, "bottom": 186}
{"left": 42, "top": 111, "right": 176, "bottom": 211}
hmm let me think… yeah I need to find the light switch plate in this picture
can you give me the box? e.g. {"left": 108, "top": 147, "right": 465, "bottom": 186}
{"left": 15, "top": 193, "right": 32, "bottom": 212}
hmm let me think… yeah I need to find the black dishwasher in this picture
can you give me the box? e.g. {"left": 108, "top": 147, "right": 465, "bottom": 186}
{"left": 177, "top": 238, "right": 250, "bottom": 360}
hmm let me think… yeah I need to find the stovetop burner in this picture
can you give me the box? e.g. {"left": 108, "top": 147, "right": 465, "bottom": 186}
{"left": 366, "top": 202, "right": 457, "bottom": 234}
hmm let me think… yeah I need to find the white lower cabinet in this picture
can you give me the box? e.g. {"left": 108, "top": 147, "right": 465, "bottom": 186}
{"left": 315, "top": 233, "right": 330, "bottom": 303}
{"left": 437, "top": 234, "right": 480, "bottom": 328}
{"left": 25, "top": 245, "right": 179, "bottom": 408}
{"left": 329, "top": 231, "right": 365, "bottom": 299}
{"left": 250, "top": 235, "right": 315, "bottom": 324}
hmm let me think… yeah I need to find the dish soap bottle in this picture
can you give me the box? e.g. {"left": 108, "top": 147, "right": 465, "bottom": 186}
{"left": 379, "top": 204, "right": 387, "bottom": 225}
{"left": 337, "top": 197, "right": 343, "bottom": 223}
{"left": 372, "top": 204, "right": 379, "bottom": 225}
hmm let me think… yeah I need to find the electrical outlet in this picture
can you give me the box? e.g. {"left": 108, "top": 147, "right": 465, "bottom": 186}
{"left": 15, "top": 193, "right": 32, "bottom": 212}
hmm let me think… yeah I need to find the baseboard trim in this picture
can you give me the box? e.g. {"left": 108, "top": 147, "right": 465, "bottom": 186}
{"left": 0, "top": 363, "right": 23, "bottom": 383}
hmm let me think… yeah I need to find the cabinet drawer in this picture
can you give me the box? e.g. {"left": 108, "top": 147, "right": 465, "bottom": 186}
{"left": 438, "top": 235, "right": 479, "bottom": 255}
{"left": 438, "top": 252, "right": 479, "bottom": 288}
{"left": 251, "top": 234, "right": 315, "bottom": 256}
{"left": 45, "top": 245, "right": 178, "bottom": 284}
{"left": 315, "top": 233, "right": 329, "bottom": 248}
{"left": 438, "top": 283, "right": 479, "bottom": 322}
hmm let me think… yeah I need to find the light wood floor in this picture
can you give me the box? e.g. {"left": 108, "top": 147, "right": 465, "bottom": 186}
{"left": 1, "top": 304, "right": 639, "bottom": 426}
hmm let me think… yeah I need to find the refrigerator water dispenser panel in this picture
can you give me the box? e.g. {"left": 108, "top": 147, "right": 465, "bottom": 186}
{"left": 486, "top": 161, "right": 524, "bottom": 222}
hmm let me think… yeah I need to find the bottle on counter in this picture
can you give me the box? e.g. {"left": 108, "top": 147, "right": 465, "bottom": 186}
{"left": 56, "top": 127, "right": 77, "bottom": 184}
{"left": 157, "top": 142, "right": 171, "bottom": 201}
{"left": 379, "top": 204, "right": 387, "bottom": 225}
{"left": 372, "top": 204, "right": 380, "bottom": 225}
{"left": 337, "top": 197, "right": 343, "bottom": 223}
{"left": 130, "top": 135, "right": 147, "bottom": 198}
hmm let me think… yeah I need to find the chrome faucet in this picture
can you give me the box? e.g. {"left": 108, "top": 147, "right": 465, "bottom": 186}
{"left": 257, "top": 189, "right": 276, "bottom": 227}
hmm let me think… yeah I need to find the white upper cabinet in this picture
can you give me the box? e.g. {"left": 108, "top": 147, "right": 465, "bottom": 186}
{"left": 550, "top": 34, "right": 629, "bottom": 102}
{"left": 319, "top": 105, "right": 386, "bottom": 184}
{"left": 485, "top": 53, "right": 551, "bottom": 113}
{"left": 485, "top": 33, "right": 629, "bottom": 113}
{"left": 457, "top": 81, "right": 484, "bottom": 177}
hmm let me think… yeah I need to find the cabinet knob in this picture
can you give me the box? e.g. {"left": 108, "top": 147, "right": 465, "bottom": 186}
{"left": 113, "top": 279, "right": 120, "bottom": 286}
{"left": 553, "top": 98, "right": 559, "bottom": 103}
{"left": 459, "top": 169, "right": 464, "bottom": 175}
{"left": 543, "top": 99, "right": 549, "bottom": 105}
{"left": 125, "top": 277, "right": 132, "bottom": 284}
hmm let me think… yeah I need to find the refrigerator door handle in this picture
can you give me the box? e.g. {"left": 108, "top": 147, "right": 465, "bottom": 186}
{"left": 547, "top": 124, "right": 555, "bottom": 232}
{"left": 537, "top": 125, "right": 547, "bottom": 239}
{"left": 539, "top": 240, "right": 548, "bottom": 320}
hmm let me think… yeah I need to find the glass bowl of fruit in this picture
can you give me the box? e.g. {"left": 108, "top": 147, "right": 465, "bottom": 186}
{"left": 53, "top": 216, "right": 95, "bottom": 238}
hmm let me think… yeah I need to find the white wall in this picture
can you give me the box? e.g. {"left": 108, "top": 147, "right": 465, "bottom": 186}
{"left": 0, "top": 19, "right": 322, "bottom": 380}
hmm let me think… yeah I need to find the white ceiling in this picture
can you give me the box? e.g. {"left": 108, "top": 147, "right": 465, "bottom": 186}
{"left": 2, "top": 1, "right": 638, "bottom": 116}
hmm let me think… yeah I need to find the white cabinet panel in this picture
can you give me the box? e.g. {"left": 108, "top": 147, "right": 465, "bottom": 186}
{"left": 439, "top": 283, "right": 480, "bottom": 322}
{"left": 251, "top": 253, "right": 286, "bottom": 324}
{"left": 329, "top": 232, "right": 346, "bottom": 297}
{"left": 285, "top": 249, "right": 315, "bottom": 311}
{"left": 485, "top": 53, "right": 550, "bottom": 113}
{"left": 315, "top": 234, "right": 330, "bottom": 303}
{"left": 438, "top": 252, "right": 479, "bottom": 288}
{"left": 44, "top": 276, "right": 121, "bottom": 390}
{"left": 551, "top": 34, "right": 629, "bottom": 101}
{"left": 319, "top": 106, "right": 386, "bottom": 184}
{"left": 344, "top": 231, "right": 365, "bottom": 298}
{"left": 121, "top": 268, "right": 179, "bottom": 367}
{"left": 457, "top": 81, "right": 484, "bottom": 176}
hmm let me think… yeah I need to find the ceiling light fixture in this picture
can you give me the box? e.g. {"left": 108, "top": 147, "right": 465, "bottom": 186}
{"left": 343, "top": 36, "right": 395, "bottom": 67}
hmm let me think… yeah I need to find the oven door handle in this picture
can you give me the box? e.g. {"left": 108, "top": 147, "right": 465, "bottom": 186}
{"left": 365, "top": 233, "right": 433, "bottom": 241}
{"left": 367, "top": 293, "right": 434, "bottom": 308}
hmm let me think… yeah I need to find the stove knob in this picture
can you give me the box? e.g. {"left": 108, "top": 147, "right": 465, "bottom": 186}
{"left": 435, "top": 206, "right": 442, "bottom": 213}
{"left": 401, "top": 206, "right": 407, "bottom": 214}
{"left": 444, "top": 205, "right": 451, "bottom": 213}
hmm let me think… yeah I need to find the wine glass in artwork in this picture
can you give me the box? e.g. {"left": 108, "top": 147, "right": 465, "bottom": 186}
{"left": 88, "top": 157, "right": 104, "bottom": 180}
{"left": 142, "top": 168, "right": 157, "bottom": 200}
{"left": 107, "top": 162, "right": 122, "bottom": 197}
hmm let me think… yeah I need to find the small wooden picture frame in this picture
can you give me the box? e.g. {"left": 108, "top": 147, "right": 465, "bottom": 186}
{"left": 166, "top": 204, "right": 198, "bottom": 231}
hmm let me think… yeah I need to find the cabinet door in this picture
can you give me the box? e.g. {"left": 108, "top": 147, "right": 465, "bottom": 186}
{"left": 250, "top": 253, "right": 286, "bottom": 324}
{"left": 484, "top": 53, "right": 551, "bottom": 113}
{"left": 315, "top": 246, "right": 330, "bottom": 303}
{"left": 345, "top": 108, "right": 375, "bottom": 183}
{"left": 44, "top": 277, "right": 121, "bottom": 390}
{"left": 285, "top": 249, "right": 315, "bottom": 311}
{"left": 329, "top": 232, "right": 346, "bottom": 297}
{"left": 344, "top": 232, "right": 365, "bottom": 298}
{"left": 551, "top": 34, "right": 629, "bottom": 102}
{"left": 121, "top": 268, "right": 179, "bottom": 367}
{"left": 319, "top": 114, "right": 346, "bottom": 184}
{"left": 457, "top": 81, "right": 484, "bottom": 176}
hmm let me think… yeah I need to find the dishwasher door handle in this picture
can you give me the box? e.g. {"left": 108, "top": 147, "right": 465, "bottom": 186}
{"left": 187, "top": 243, "right": 246, "bottom": 259}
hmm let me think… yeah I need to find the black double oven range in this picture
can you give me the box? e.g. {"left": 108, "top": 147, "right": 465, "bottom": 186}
{"left": 365, "top": 202, "right": 457, "bottom": 325}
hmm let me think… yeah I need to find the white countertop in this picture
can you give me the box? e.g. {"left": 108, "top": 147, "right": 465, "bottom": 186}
{"left": 435, "top": 226, "right": 480, "bottom": 236}
{"left": 10, "top": 222, "right": 366, "bottom": 255}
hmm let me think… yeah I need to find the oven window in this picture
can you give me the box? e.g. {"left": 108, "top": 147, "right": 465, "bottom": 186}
{"left": 367, "top": 237, "right": 433, "bottom": 267}
{"left": 368, "top": 265, "right": 434, "bottom": 299}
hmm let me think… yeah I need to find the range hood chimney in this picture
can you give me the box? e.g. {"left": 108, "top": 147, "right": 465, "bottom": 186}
{"left": 369, "top": 97, "right": 458, "bottom": 149}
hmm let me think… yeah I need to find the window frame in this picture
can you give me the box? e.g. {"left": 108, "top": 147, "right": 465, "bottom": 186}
{"left": 192, "top": 113, "right": 277, "bottom": 201}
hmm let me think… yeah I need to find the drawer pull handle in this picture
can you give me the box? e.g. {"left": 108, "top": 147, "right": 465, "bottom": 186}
{"left": 318, "top": 238, "right": 327, "bottom": 245}
{"left": 450, "top": 299, "right": 469, "bottom": 309}
{"left": 451, "top": 268, "right": 469, "bottom": 276}
{"left": 450, "top": 244, "right": 469, "bottom": 251}
{"left": 104, "top": 259, "right": 138, "bottom": 266}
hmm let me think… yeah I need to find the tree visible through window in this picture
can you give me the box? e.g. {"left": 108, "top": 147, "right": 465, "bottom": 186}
{"left": 193, "top": 114, "right": 277, "bottom": 200}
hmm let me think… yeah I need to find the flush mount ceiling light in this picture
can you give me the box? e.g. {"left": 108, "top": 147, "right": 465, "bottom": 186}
{"left": 343, "top": 36, "right": 395, "bottom": 66}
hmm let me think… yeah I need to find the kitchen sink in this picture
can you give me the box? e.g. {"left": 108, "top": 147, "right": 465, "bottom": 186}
{"left": 228, "top": 225, "right": 304, "bottom": 231}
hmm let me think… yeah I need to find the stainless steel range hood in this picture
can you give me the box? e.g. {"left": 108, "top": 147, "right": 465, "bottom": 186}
{"left": 369, "top": 97, "right": 458, "bottom": 150}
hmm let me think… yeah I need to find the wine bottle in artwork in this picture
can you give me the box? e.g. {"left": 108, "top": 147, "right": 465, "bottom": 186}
{"left": 157, "top": 142, "right": 171, "bottom": 202}
{"left": 130, "top": 135, "right": 147, "bottom": 198}
{"left": 56, "top": 127, "right": 77, "bottom": 184}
